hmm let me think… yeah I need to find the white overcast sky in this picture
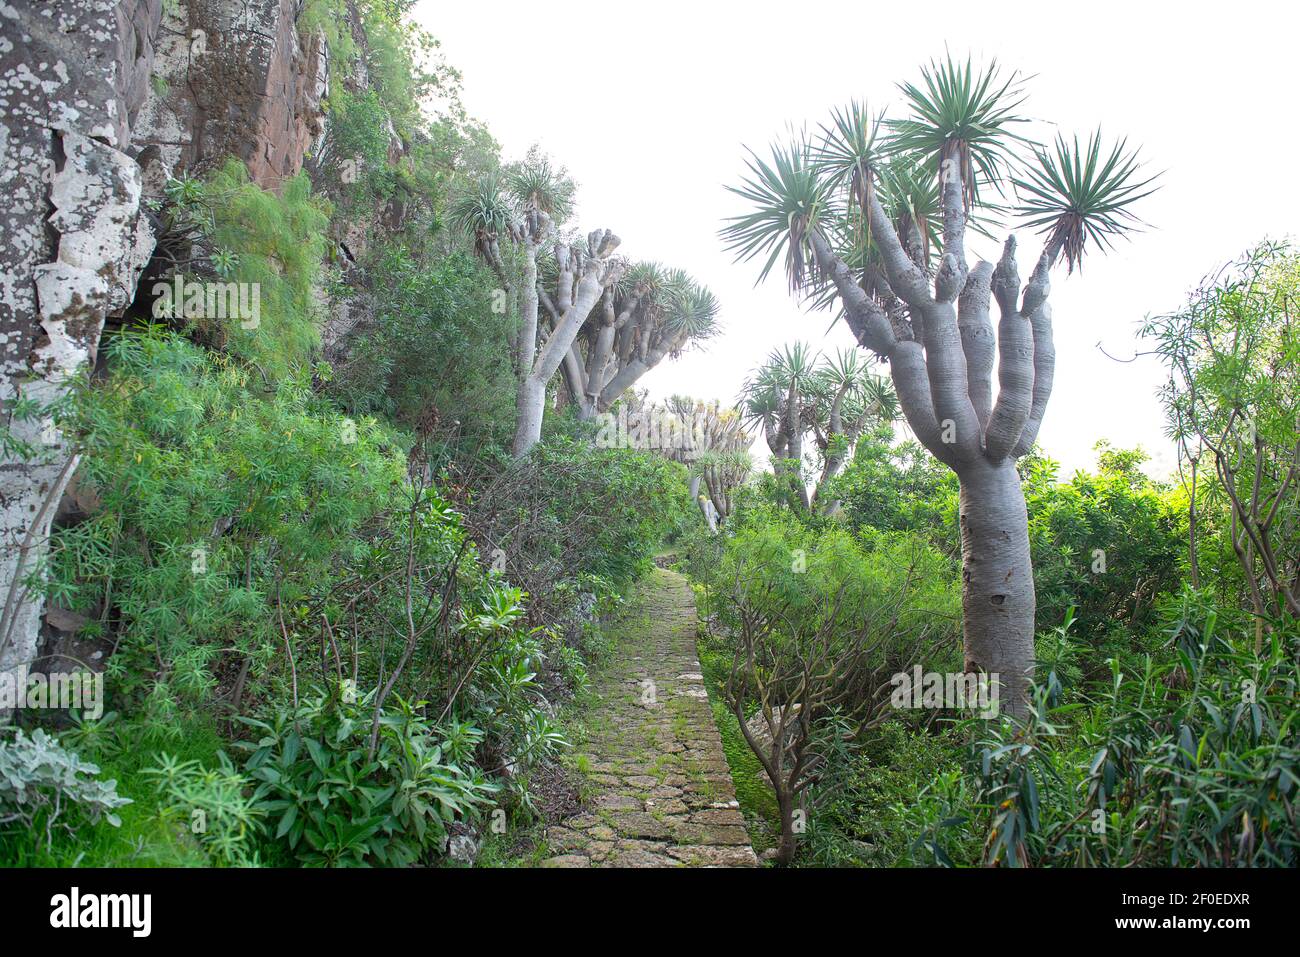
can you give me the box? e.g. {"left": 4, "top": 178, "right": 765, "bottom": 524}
{"left": 414, "top": 0, "right": 1298, "bottom": 478}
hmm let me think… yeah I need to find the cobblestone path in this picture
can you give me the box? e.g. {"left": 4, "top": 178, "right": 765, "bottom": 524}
{"left": 539, "top": 566, "right": 758, "bottom": 867}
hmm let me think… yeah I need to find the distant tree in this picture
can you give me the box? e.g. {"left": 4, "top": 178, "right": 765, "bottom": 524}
{"left": 641, "top": 395, "right": 751, "bottom": 529}
{"left": 742, "top": 343, "right": 819, "bottom": 510}
{"left": 450, "top": 158, "right": 717, "bottom": 456}
{"left": 559, "top": 266, "right": 720, "bottom": 421}
{"left": 808, "top": 349, "right": 900, "bottom": 514}
{"left": 741, "top": 345, "right": 898, "bottom": 514}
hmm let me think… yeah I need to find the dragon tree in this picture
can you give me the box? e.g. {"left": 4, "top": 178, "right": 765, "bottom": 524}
{"left": 742, "top": 344, "right": 898, "bottom": 513}
{"left": 724, "top": 57, "right": 1156, "bottom": 715}
{"left": 451, "top": 158, "right": 717, "bottom": 456}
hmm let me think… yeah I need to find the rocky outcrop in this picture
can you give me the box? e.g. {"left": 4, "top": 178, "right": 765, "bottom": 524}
{"left": 134, "top": 0, "right": 328, "bottom": 189}
{"left": 0, "top": 0, "right": 160, "bottom": 702}
{"left": 320, "top": 285, "right": 375, "bottom": 363}
{"left": 0, "top": 0, "right": 369, "bottom": 705}
{"left": 0, "top": 0, "right": 161, "bottom": 379}
{"left": 130, "top": 0, "right": 401, "bottom": 364}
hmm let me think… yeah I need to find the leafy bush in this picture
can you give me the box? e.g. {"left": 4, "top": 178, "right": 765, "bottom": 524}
{"left": 156, "top": 162, "right": 331, "bottom": 378}
{"left": 1021, "top": 446, "right": 1185, "bottom": 647}
{"left": 463, "top": 626, "right": 570, "bottom": 782}
{"left": 329, "top": 246, "right": 516, "bottom": 443}
{"left": 911, "top": 594, "right": 1299, "bottom": 867}
{"left": 238, "top": 691, "right": 498, "bottom": 866}
{"left": 1143, "top": 241, "right": 1300, "bottom": 626}
{"left": 48, "top": 322, "right": 599, "bottom": 854}
{"left": 449, "top": 433, "right": 693, "bottom": 628}
{"left": 705, "top": 506, "right": 962, "bottom": 696}
{"left": 0, "top": 728, "right": 131, "bottom": 849}
{"left": 800, "top": 719, "right": 970, "bottom": 867}
{"left": 327, "top": 89, "right": 397, "bottom": 181}
{"left": 694, "top": 506, "right": 961, "bottom": 863}
{"left": 830, "top": 426, "right": 960, "bottom": 552}
{"left": 143, "top": 751, "right": 264, "bottom": 866}
{"left": 52, "top": 327, "right": 407, "bottom": 722}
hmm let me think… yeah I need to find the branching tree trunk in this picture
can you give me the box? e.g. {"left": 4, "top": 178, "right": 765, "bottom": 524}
{"left": 805, "top": 188, "right": 1061, "bottom": 716}
{"left": 563, "top": 267, "right": 720, "bottom": 422}
{"left": 453, "top": 169, "right": 716, "bottom": 456}
{"left": 726, "top": 69, "right": 1154, "bottom": 718}
{"left": 512, "top": 229, "right": 621, "bottom": 457}
{"left": 656, "top": 397, "right": 751, "bottom": 530}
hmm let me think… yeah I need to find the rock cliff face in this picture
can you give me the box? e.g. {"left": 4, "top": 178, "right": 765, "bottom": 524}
{"left": 1, "top": 0, "right": 163, "bottom": 695}
{"left": 135, "top": 0, "right": 328, "bottom": 188}
{"left": 0, "top": 0, "right": 161, "bottom": 380}
{"left": 0, "top": 0, "right": 338, "bottom": 704}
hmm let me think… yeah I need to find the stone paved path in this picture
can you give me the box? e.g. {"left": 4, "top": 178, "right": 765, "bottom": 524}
{"left": 539, "top": 566, "right": 758, "bottom": 867}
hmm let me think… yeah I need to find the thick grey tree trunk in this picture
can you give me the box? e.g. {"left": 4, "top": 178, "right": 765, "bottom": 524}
{"left": 512, "top": 374, "right": 548, "bottom": 458}
{"left": 556, "top": 279, "right": 694, "bottom": 423}
{"left": 957, "top": 460, "right": 1035, "bottom": 712}
{"left": 511, "top": 230, "right": 620, "bottom": 458}
{"left": 688, "top": 470, "right": 717, "bottom": 531}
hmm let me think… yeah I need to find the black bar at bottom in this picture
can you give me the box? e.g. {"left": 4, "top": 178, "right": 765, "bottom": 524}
{"left": 0, "top": 865, "right": 1279, "bottom": 942}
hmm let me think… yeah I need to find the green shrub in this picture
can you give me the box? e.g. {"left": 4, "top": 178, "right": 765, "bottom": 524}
{"left": 801, "top": 719, "right": 970, "bottom": 867}
{"left": 143, "top": 751, "right": 265, "bottom": 866}
{"left": 705, "top": 506, "right": 962, "bottom": 701}
{"left": 1022, "top": 446, "right": 1185, "bottom": 647}
{"left": 689, "top": 506, "right": 961, "bottom": 863}
{"left": 329, "top": 246, "right": 516, "bottom": 442}
{"left": 830, "top": 426, "right": 960, "bottom": 553}
{"left": 451, "top": 434, "right": 693, "bottom": 625}
{"left": 238, "top": 691, "right": 498, "bottom": 866}
{"left": 912, "top": 594, "right": 1299, "bottom": 867}
{"left": 0, "top": 728, "right": 131, "bottom": 849}
{"left": 53, "top": 328, "right": 407, "bottom": 723}
{"left": 160, "top": 162, "right": 331, "bottom": 378}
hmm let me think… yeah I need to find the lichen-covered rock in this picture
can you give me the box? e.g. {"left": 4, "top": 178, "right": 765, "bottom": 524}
{"left": 0, "top": 0, "right": 161, "bottom": 378}
{"left": 0, "top": 0, "right": 158, "bottom": 706}
{"left": 449, "top": 832, "right": 486, "bottom": 868}
{"left": 34, "top": 132, "right": 150, "bottom": 376}
{"left": 320, "top": 282, "right": 375, "bottom": 364}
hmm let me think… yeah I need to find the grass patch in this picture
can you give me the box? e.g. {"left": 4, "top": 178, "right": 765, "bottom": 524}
{"left": 1, "top": 716, "right": 233, "bottom": 867}
{"left": 697, "top": 645, "right": 780, "bottom": 854}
